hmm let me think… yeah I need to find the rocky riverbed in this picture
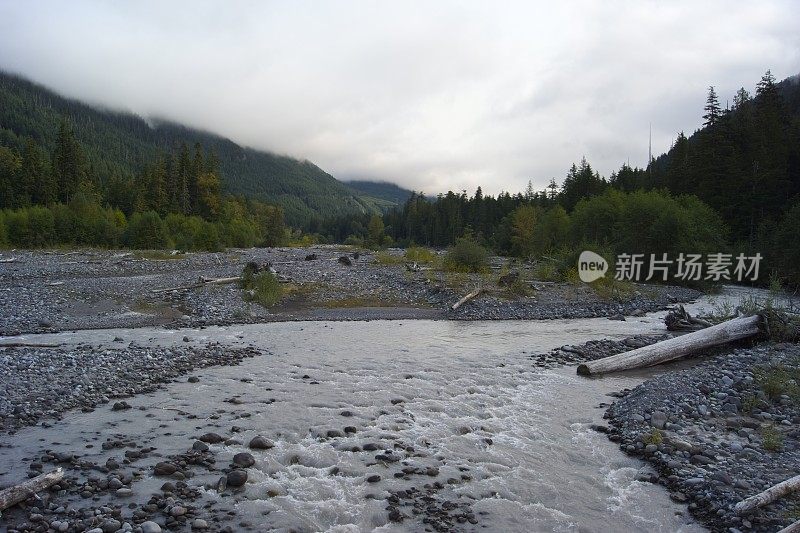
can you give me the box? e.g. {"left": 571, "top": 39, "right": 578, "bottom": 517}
{"left": 604, "top": 342, "right": 800, "bottom": 533}
{"left": 0, "top": 318, "right": 709, "bottom": 533}
{"left": 0, "top": 247, "right": 699, "bottom": 335}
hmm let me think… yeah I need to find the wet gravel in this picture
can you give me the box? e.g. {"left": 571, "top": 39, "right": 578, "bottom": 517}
{"left": 0, "top": 344, "right": 262, "bottom": 434}
{"left": 604, "top": 342, "right": 800, "bottom": 533}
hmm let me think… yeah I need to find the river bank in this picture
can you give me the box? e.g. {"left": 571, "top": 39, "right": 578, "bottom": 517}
{"left": 0, "top": 247, "right": 699, "bottom": 335}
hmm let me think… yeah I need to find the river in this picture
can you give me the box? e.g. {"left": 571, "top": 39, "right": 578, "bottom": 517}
{"left": 1, "top": 288, "right": 777, "bottom": 532}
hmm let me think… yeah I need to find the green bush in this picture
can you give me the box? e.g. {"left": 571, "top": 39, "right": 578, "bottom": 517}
{"left": 444, "top": 231, "right": 489, "bottom": 273}
{"left": 125, "top": 211, "right": 169, "bottom": 249}
{"left": 241, "top": 269, "right": 282, "bottom": 307}
{"left": 761, "top": 425, "right": 783, "bottom": 452}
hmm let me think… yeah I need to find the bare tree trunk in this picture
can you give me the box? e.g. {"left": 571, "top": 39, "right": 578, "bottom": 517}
{"left": 577, "top": 314, "right": 761, "bottom": 376}
{"left": 0, "top": 468, "right": 63, "bottom": 511}
{"left": 735, "top": 474, "right": 800, "bottom": 515}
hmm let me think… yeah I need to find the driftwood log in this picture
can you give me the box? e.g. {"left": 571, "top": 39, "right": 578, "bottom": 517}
{"left": 665, "top": 305, "right": 713, "bottom": 331}
{"left": 577, "top": 314, "right": 762, "bottom": 376}
{"left": 0, "top": 468, "right": 63, "bottom": 511}
{"left": 451, "top": 288, "right": 483, "bottom": 311}
{"left": 735, "top": 474, "right": 800, "bottom": 515}
{"left": 778, "top": 520, "right": 800, "bottom": 533}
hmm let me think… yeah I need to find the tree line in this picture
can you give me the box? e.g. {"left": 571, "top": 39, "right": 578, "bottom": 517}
{"left": 0, "top": 121, "right": 285, "bottom": 250}
{"left": 313, "top": 70, "right": 800, "bottom": 286}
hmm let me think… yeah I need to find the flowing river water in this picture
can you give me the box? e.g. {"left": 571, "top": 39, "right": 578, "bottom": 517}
{"left": 1, "top": 289, "right": 775, "bottom": 532}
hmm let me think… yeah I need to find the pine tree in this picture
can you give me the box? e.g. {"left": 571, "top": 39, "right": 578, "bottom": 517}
{"left": 733, "top": 87, "right": 751, "bottom": 110}
{"left": 52, "top": 120, "right": 85, "bottom": 203}
{"left": 703, "top": 86, "right": 721, "bottom": 126}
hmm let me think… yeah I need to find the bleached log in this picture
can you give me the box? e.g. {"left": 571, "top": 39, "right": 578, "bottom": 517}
{"left": 735, "top": 474, "right": 800, "bottom": 515}
{"left": 577, "top": 314, "right": 762, "bottom": 376}
{"left": 777, "top": 519, "right": 800, "bottom": 533}
{"left": 0, "top": 468, "right": 63, "bottom": 511}
{"left": 451, "top": 288, "right": 483, "bottom": 311}
{"left": 0, "top": 257, "right": 17, "bottom": 263}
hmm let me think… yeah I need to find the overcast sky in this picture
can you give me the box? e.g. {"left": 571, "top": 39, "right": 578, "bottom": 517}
{"left": 1, "top": 1, "right": 798, "bottom": 195}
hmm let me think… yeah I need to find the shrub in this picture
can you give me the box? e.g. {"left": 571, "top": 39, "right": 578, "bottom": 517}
{"left": 444, "top": 231, "right": 489, "bottom": 273}
{"left": 241, "top": 269, "right": 282, "bottom": 307}
{"left": 761, "top": 425, "right": 783, "bottom": 452}
{"left": 642, "top": 428, "right": 663, "bottom": 445}
{"left": 125, "top": 211, "right": 169, "bottom": 249}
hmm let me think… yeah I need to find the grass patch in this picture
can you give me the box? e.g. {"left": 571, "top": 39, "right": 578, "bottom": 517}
{"left": 754, "top": 362, "right": 800, "bottom": 403}
{"left": 405, "top": 246, "right": 436, "bottom": 263}
{"left": 589, "top": 276, "right": 635, "bottom": 302}
{"left": 761, "top": 424, "right": 784, "bottom": 452}
{"left": 241, "top": 270, "right": 282, "bottom": 308}
{"left": 642, "top": 428, "right": 663, "bottom": 445}
{"left": 373, "top": 251, "right": 404, "bottom": 265}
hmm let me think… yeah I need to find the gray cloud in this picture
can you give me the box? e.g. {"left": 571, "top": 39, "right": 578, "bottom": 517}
{"left": 1, "top": 0, "right": 798, "bottom": 195}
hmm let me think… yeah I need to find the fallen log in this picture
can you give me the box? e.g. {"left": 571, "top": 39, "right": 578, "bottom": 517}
{"left": 735, "top": 474, "right": 800, "bottom": 515}
{"left": 0, "top": 468, "right": 63, "bottom": 511}
{"left": 0, "top": 257, "right": 17, "bottom": 263}
{"left": 577, "top": 314, "right": 762, "bottom": 376}
{"left": 778, "top": 520, "right": 800, "bottom": 533}
{"left": 451, "top": 288, "right": 483, "bottom": 311}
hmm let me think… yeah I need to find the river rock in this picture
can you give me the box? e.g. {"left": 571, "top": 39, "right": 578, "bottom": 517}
{"left": 199, "top": 432, "right": 225, "bottom": 444}
{"left": 140, "top": 522, "right": 162, "bottom": 533}
{"left": 249, "top": 436, "right": 274, "bottom": 449}
{"left": 227, "top": 469, "right": 248, "bottom": 487}
{"left": 233, "top": 452, "right": 255, "bottom": 467}
{"left": 154, "top": 462, "right": 177, "bottom": 476}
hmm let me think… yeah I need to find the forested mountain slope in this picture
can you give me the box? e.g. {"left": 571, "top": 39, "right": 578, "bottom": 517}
{"left": 0, "top": 71, "right": 381, "bottom": 225}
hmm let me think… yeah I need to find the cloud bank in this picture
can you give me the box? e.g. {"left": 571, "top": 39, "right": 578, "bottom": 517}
{"left": 1, "top": 0, "right": 798, "bottom": 195}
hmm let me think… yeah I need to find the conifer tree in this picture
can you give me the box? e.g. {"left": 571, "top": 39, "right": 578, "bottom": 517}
{"left": 703, "top": 86, "right": 721, "bottom": 126}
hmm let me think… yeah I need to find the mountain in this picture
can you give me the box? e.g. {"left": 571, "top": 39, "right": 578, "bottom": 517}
{"left": 0, "top": 71, "right": 381, "bottom": 226}
{"left": 345, "top": 180, "right": 414, "bottom": 210}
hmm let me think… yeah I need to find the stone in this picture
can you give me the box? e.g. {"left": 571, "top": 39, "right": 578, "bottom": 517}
{"left": 153, "top": 462, "right": 177, "bottom": 476}
{"left": 233, "top": 452, "right": 255, "bottom": 467}
{"left": 249, "top": 436, "right": 274, "bottom": 449}
{"left": 140, "top": 522, "right": 162, "bottom": 533}
{"left": 650, "top": 411, "right": 667, "bottom": 429}
{"left": 101, "top": 519, "right": 122, "bottom": 533}
{"left": 170, "top": 505, "right": 188, "bottom": 517}
{"left": 366, "top": 475, "right": 381, "bottom": 483}
{"left": 192, "top": 440, "right": 209, "bottom": 452}
{"left": 227, "top": 469, "right": 248, "bottom": 488}
{"left": 199, "top": 432, "right": 225, "bottom": 444}
{"left": 116, "top": 487, "right": 133, "bottom": 497}
{"left": 192, "top": 519, "right": 209, "bottom": 530}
